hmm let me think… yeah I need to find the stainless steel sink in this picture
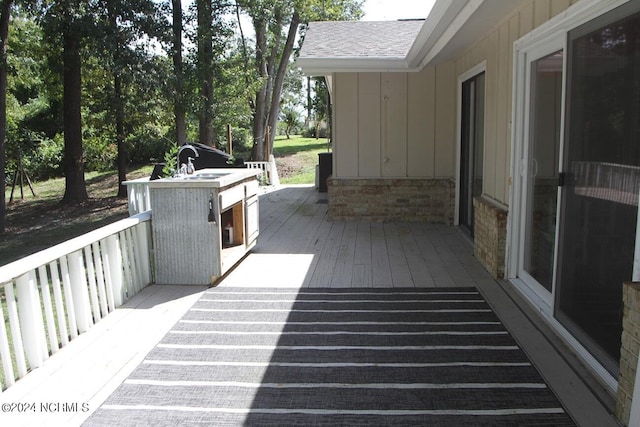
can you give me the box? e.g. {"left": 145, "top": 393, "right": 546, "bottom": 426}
{"left": 181, "top": 172, "right": 229, "bottom": 180}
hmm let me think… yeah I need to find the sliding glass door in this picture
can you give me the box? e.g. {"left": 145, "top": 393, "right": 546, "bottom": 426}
{"left": 556, "top": 3, "right": 640, "bottom": 373}
{"left": 520, "top": 49, "right": 563, "bottom": 301}
{"left": 459, "top": 72, "right": 485, "bottom": 236}
{"left": 514, "top": 0, "right": 640, "bottom": 375}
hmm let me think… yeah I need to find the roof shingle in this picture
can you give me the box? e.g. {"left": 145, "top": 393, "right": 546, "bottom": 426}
{"left": 299, "top": 20, "right": 424, "bottom": 60}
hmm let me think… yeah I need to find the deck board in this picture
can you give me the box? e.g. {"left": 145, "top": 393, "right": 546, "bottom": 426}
{"left": 330, "top": 221, "right": 357, "bottom": 287}
{"left": 383, "top": 223, "right": 414, "bottom": 287}
{"left": 305, "top": 221, "right": 345, "bottom": 288}
{"left": 370, "top": 222, "right": 393, "bottom": 287}
{"left": 351, "top": 222, "right": 372, "bottom": 287}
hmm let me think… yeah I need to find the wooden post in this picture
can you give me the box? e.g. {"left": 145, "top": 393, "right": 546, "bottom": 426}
{"left": 9, "top": 156, "right": 37, "bottom": 203}
{"left": 227, "top": 124, "right": 232, "bottom": 155}
{"left": 266, "top": 126, "right": 271, "bottom": 160}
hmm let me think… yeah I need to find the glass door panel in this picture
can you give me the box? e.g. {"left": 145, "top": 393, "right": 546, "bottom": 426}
{"left": 522, "top": 51, "right": 563, "bottom": 294}
{"left": 459, "top": 72, "right": 485, "bottom": 235}
{"left": 556, "top": 5, "right": 640, "bottom": 374}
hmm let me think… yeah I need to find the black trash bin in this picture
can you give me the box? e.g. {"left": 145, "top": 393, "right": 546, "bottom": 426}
{"left": 318, "top": 152, "right": 332, "bottom": 193}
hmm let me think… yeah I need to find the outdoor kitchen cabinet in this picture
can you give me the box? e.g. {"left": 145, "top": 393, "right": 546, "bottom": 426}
{"left": 146, "top": 169, "right": 260, "bottom": 285}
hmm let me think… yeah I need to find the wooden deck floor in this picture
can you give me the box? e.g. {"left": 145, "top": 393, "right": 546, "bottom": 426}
{"left": 222, "top": 185, "right": 491, "bottom": 289}
{"left": 0, "top": 185, "right": 619, "bottom": 426}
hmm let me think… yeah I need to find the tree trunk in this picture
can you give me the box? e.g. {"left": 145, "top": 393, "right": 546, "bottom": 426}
{"left": 62, "top": 22, "right": 88, "bottom": 204}
{"left": 115, "top": 73, "right": 127, "bottom": 198}
{"left": 172, "top": 0, "right": 186, "bottom": 146}
{"left": 0, "top": 0, "right": 11, "bottom": 235}
{"left": 109, "top": 3, "right": 127, "bottom": 199}
{"left": 251, "top": 17, "right": 268, "bottom": 161}
{"left": 197, "top": 0, "right": 213, "bottom": 146}
{"left": 266, "top": 11, "right": 300, "bottom": 156}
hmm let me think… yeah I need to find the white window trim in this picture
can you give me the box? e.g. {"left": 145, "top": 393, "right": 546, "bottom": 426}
{"left": 507, "top": 0, "right": 633, "bottom": 394}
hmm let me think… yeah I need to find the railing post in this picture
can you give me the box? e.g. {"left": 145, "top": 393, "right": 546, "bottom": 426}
{"left": 67, "top": 250, "right": 93, "bottom": 333}
{"left": 37, "top": 265, "right": 59, "bottom": 354}
{"left": 0, "top": 293, "right": 16, "bottom": 388}
{"left": 92, "top": 241, "right": 109, "bottom": 317}
{"left": 15, "top": 272, "right": 47, "bottom": 369}
{"left": 269, "top": 154, "right": 280, "bottom": 186}
{"left": 105, "top": 234, "right": 124, "bottom": 307}
{"left": 49, "top": 261, "right": 70, "bottom": 345}
{"left": 84, "top": 246, "right": 101, "bottom": 322}
{"left": 4, "top": 284, "right": 27, "bottom": 377}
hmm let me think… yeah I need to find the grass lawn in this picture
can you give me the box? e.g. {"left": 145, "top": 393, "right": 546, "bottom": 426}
{"left": 1, "top": 166, "right": 153, "bottom": 266}
{"left": 273, "top": 135, "right": 330, "bottom": 184}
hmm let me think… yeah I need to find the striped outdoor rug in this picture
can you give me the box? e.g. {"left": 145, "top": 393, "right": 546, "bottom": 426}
{"left": 84, "top": 287, "right": 575, "bottom": 426}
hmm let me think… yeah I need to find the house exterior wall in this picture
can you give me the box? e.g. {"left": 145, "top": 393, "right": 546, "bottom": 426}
{"left": 333, "top": 65, "right": 455, "bottom": 179}
{"left": 331, "top": 64, "right": 456, "bottom": 221}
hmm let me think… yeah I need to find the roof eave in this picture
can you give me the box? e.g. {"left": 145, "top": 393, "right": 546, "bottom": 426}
{"left": 406, "top": 0, "right": 483, "bottom": 69}
{"left": 296, "top": 57, "right": 412, "bottom": 75}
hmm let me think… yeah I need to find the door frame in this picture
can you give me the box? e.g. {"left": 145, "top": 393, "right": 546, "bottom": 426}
{"left": 515, "top": 37, "right": 566, "bottom": 309}
{"left": 455, "top": 61, "right": 486, "bottom": 231}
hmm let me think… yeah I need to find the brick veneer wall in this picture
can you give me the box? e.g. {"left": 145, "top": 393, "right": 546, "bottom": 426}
{"left": 473, "top": 197, "right": 507, "bottom": 279}
{"left": 327, "top": 178, "right": 455, "bottom": 223}
{"left": 617, "top": 282, "right": 640, "bottom": 425}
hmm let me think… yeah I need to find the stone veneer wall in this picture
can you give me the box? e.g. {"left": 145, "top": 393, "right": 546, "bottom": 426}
{"left": 617, "top": 282, "right": 640, "bottom": 425}
{"left": 327, "top": 178, "right": 455, "bottom": 223}
{"left": 473, "top": 197, "right": 507, "bottom": 279}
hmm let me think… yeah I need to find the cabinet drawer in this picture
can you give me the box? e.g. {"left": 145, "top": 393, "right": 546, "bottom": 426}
{"left": 245, "top": 180, "right": 259, "bottom": 197}
{"left": 219, "top": 186, "right": 244, "bottom": 211}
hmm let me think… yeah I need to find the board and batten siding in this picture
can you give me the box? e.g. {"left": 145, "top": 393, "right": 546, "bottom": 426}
{"left": 453, "top": 0, "right": 577, "bottom": 205}
{"left": 331, "top": 0, "right": 578, "bottom": 205}
{"left": 332, "top": 62, "right": 456, "bottom": 180}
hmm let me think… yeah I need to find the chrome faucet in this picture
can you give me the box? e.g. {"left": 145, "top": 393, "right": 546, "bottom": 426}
{"left": 176, "top": 144, "right": 199, "bottom": 176}
{"left": 186, "top": 157, "right": 195, "bottom": 175}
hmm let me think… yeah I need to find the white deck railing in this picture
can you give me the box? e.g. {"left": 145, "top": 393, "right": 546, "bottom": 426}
{"left": 126, "top": 179, "right": 152, "bottom": 216}
{"left": 246, "top": 155, "right": 280, "bottom": 186}
{"left": 0, "top": 210, "right": 153, "bottom": 392}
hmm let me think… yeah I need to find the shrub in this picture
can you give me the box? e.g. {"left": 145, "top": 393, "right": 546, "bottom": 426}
{"left": 302, "top": 126, "right": 328, "bottom": 139}
{"left": 84, "top": 137, "right": 117, "bottom": 172}
{"left": 128, "top": 134, "right": 174, "bottom": 165}
{"left": 25, "top": 135, "right": 63, "bottom": 180}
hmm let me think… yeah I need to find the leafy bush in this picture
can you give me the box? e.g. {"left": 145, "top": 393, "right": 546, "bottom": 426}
{"left": 24, "top": 135, "right": 63, "bottom": 180}
{"left": 128, "top": 133, "right": 175, "bottom": 165}
{"left": 230, "top": 127, "right": 251, "bottom": 154}
{"left": 84, "top": 137, "right": 117, "bottom": 172}
{"left": 302, "top": 126, "right": 328, "bottom": 139}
